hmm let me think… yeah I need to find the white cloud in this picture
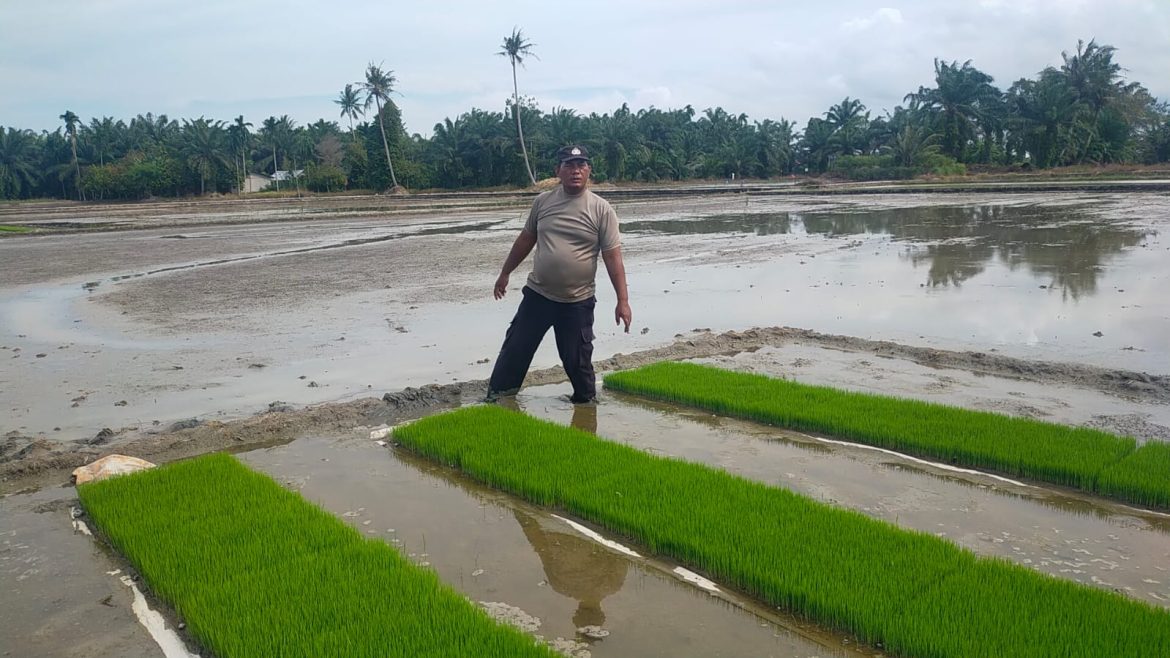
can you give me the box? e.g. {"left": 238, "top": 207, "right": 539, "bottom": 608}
{"left": 842, "top": 7, "right": 905, "bottom": 33}
{"left": 0, "top": 0, "right": 1166, "bottom": 137}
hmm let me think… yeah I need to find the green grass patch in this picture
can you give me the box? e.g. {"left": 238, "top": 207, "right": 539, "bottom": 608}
{"left": 0, "top": 224, "right": 32, "bottom": 233}
{"left": 394, "top": 406, "right": 1170, "bottom": 658}
{"left": 78, "top": 453, "right": 555, "bottom": 658}
{"left": 1096, "top": 441, "right": 1170, "bottom": 509}
{"left": 603, "top": 362, "right": 1170, "bottom": 509}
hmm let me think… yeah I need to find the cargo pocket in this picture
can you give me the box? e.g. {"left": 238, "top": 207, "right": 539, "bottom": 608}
{"left": 579, "top": 326, "right": 595, "bottom": 369}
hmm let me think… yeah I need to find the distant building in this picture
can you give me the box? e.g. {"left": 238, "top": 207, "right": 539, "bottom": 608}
{"left": 244, "top": 174, "right": 271, "bottom": 193}
{"left": 270, "top": 170, "right": 305, "bottom": 182}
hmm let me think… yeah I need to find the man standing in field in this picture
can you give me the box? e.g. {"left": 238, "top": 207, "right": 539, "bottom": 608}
{"left": 487, "top": 145, "right": 632, "bottom": 403}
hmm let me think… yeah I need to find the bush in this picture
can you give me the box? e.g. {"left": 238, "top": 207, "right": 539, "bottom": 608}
{"left": 303, "top": 164, "right": 347, "bottom": 193}
{"left": 830, "top": 155, "right": 916, "bottom": 181}
{"left": 921, "top": 153, "right": 966, "bottom": 176}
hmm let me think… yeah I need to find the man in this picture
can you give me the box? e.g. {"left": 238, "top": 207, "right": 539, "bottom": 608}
{"left": 487, "top": 145, "right": 631, "bottom": 404}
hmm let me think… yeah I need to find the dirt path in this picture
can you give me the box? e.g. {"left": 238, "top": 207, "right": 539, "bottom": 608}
{"left": 4, "top": 325, "right": 1165, "bottom": 495}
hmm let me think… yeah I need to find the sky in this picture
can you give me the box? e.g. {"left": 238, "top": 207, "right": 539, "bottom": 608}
{"left": 2, "top": 1, "right": 1168, "bottom": 138}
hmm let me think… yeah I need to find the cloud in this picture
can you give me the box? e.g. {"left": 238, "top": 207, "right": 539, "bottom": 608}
{"left": 842, "top": 7, "right": 905, "bottom": 33}
{"left": 1, "top": 0, "right": 1167, "bottom": 138}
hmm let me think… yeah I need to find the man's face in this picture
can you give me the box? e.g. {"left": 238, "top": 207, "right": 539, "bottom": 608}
{"left": 557, "top": 159, "right": 590, "bottom": 194}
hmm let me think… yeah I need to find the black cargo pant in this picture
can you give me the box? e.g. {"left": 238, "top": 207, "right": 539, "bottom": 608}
{"left": 488, "top": 287, "right": 597, "bottom": 402}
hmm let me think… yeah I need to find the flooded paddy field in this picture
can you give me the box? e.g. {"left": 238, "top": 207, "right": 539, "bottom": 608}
{"left": 2, "top": 189, "right": 1169, "bottom": 656}
{"left": 2, "top": 190, "right": 1166, "bottom": 448}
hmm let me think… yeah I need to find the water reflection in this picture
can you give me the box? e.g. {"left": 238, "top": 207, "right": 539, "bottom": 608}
{"left": 513, "top": 509, "right": 629, "bottom": 630}
{"left": 624, "top": 214, "right": 793, "bottom": 236}
{"left": 624, "top": 206, "right": 1152, "bottom": 299}
{"left": 571, "top": 403, "right": 598, "bottom": 434}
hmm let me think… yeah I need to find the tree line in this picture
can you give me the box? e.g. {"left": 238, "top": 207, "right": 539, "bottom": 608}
{"left": 1, "top": 38, "right": 1168, "bottom": 201}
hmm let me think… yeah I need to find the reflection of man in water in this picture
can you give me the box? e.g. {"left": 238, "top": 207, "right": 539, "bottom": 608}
{"left": 514, "top": 510, "right": 627, "bottom": 629}
{"left": 571, "top": 402, "right": 597, "bottom": 434}
{"left": 492, "top": 394, "right": 598, "bottom": 435}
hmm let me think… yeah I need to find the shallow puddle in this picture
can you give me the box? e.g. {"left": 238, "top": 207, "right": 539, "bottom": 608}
{"left": 0, "top": 488, "right": 166, "bottom": 658}
{"left": 3, "top": 192, "right": 1166, "bottom": 441}
{"left": 626, "top": 195, "right": 1167, "bottom": 372}
{"left": 512, "top": 384, "right": 1170, "bottom": 609}
{"left": 240, "top": 436, "right": 879, "bottom": 657}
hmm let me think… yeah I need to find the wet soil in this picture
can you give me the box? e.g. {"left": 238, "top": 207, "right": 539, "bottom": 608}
{"left": 0, "top": 488, "right": 163, "bottom": 658}
{"left": 2, "top": 192, "right": 1165, "bottom": 455}
{"left": 4, "top": 325, "right": 1168, "bottom": 495}
{"left": 2, "top": 189, "right": 1168, "bottom": 655}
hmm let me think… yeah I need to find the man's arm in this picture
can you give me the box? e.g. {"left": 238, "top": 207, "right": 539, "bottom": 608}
{"left": 601, "top": 245, "right": 631, "bottom": 332}
{"left": 494, "top": 229, "right": 537, "bottom": 299}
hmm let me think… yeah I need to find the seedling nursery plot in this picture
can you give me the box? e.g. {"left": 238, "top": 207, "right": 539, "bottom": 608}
{"left": 394, "top": 405, "right": 1170, "bottom": 658}
{"left": 604, "top": 361, "right": 1170, "bottom": 511}
{"left": 77, "top": 453, "right": 557, "bottom": 658}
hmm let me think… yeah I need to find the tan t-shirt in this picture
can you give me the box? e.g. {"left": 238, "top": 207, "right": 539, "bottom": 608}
{"left": 523, "top": 186, "right": 621, "bottom": 303}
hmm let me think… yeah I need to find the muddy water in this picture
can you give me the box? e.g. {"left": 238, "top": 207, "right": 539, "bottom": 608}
{"left": 239, "top": 436, "right": 878, "bottom": 657}
{"left": 624, "top": 196, "right": 1167, "bottom": 372}
{"left": 512, "top": 384, "right": 1170, "bottom": 609}
{"left": 698, "top": 344, "right": 1170, "bottom": 439}
{"left": 0, "top": 488, "right": 166, "bottom": 658}
{"left": 2, "top": 192, "right": 1166, "bottom": 443}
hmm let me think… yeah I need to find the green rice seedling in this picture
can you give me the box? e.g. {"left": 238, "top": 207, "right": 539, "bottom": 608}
{"left": 602, "top": 362, "right": 1163, "bottom": 507}
{"left": 395, "top": 406, "right": 1170, "bottom": 658}
{"left": 0, "top": 225, "right": 32, "bottom": 233}
{"left": 78, "top": 453, "right": 556, "bottom": 658}
{"left": 1096, "top": 441, "right": 1170, "bottom": 509}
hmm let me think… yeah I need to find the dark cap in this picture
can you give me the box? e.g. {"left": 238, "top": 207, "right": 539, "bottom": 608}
{"left": 556, "top": 145, "right": 591, "bottom": 164}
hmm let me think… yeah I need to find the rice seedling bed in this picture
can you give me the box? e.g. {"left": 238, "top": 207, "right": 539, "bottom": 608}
{"left": 238, "top": 434, "right": 877, "bottom": 657}
{"left": 1097, "top": 441, "right": 1170, "bottom": 510}
{"left": 77, "top": 452, "right": 556, "bottom": 658}
{"left": 603, "top": 362, "right": 1170, "bottom": 510}
{"left": 394, "top": 405, "right": 1170, "bottom": 658}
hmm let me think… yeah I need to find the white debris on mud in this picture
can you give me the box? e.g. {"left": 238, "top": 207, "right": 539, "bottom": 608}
{"left": 548, "top": 637, "right": 593, "bottom": 657}
{"left": 479, "top": 601, "right": 542, "bottom": 633}
{"left": 673, "top": 567, "right": 721, "bottom": 593}
{"left": 119, "top": 574, "right": 200, "bottom": 658}
{"left": 552, "top": 514, "right": 641, "bottom": 558}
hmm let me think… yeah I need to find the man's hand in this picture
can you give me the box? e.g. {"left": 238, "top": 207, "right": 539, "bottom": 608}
{"left": 494, "top": 273, "right": 509, "bottom": 300}
{"left": 615, "top": 300, "right": 632, "bottom": 333}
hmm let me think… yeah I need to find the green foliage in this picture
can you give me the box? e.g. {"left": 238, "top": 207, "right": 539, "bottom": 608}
{"left": 921, "top": 152, "right": 967, "bottom": 176}
{"left": 0, "top": 126, "right": 41, "bottom": 198}
{"left": 82, "top": 149, "right": 183, "bottom": 199}
{"left": 0, "top": 225, "right": 32, "bottom": 233}
{"left": 604, "top": 362, "right": 1168, "bottom": 510}
{"left": 5, "top": 39, "right": 1168, "bottom": 199}
{"left": 1096, "top": 441, "right": 1170, "bottom": 509}
{"left": 302, "top": 163, "right": 347, "bottom": 192}
{"left": 829, "top": 154, "right": 915, "bottom": 180}
{"left": 395, "top": 406, "right": 1170, "bottom": 658}
{"left": 78, "top": 453, "right": 556, "bottom": 658}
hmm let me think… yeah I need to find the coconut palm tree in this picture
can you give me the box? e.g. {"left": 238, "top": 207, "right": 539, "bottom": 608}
{"left": 824, "top": 97, "right": 869, "bottom": 156}
{"left": 799, "top": 118, "right": 836, "bottom": 173}
{"left": 181, "top": 117, "right": 229, "bottom": 195}
{"left": 888, "top": 123, "right": 940, "bottom": 167}
{"left": 1060, "top": 40, "right": 1122, "bottom": 115}
{"left": 60, "top": 110, "right": 83, "bottom": 200}
{"left": 335, "top": 83, "right": 364, "bottom": 143}
{"left": 360, "top": 62, "right": 400, "bottom": 189}
{"left": 547, "top": 107, "right": 581, "bottom": 151}
{"left": 906, "top": 59, "right": 1000, "bottom": 161}
{"left": 0, "top": 127, "right": 40, "bottom": 199}
{"left": 86, "top": 117, "right": 122, "bottom": 166}
{"left": 498, "top": 27, "right": 538, "bottom": 186}
{"left": 227, "top": 116, "right": 252, "bottom": 193}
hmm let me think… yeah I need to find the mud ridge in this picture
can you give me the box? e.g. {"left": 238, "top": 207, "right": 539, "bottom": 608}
{"left": 3, "top": 326, "right": 1165, "bottom": 495}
